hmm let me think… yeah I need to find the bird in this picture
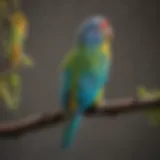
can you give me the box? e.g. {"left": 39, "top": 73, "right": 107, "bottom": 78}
{"left": 59, "top": 15, "right": 114, "bottom": 149}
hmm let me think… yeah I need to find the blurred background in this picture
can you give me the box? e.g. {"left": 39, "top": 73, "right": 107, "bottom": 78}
{"left": 0, "top": 0, "right": 159, "bottom": 159}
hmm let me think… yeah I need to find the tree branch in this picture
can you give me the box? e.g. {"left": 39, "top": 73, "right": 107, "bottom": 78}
{"left": 0, "top": 97, "right": 160, "bottom": 138}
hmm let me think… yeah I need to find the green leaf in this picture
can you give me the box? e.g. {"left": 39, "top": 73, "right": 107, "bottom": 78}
{"left": 8, "top": 72, "right": 21, "bottom": 88}
{"left": 137, "top": 86, "right": 160, "bottom": 127}
{"left": 22, "top": 53, "right": 34, "bottom": 67}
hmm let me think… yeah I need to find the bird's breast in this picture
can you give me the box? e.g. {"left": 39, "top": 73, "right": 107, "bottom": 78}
{"left": 101, "top": 43, "right": 111, "bottom": 61}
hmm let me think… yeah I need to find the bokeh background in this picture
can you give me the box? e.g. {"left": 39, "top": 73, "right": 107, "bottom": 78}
{"left": 0, "top": 0, "right": 159, "bottom": 159}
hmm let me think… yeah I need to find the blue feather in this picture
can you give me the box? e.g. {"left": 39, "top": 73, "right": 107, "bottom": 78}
{"left": 62, "top": 112, "right": 82, "bottom": 149}
{"left": 60, "top": 15, "right": 112, "bottom": 149}
{"left": 60, "top": 70, "right": 71, "bottom": 109}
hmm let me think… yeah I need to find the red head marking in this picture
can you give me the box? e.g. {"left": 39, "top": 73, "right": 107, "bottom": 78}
{"left": 100, "top": 20, "right": 109, "bottom": 29}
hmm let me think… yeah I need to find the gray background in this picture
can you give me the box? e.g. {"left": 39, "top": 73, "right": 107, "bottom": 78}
{"left": 0, "top": 0, "right": 159, "bottom": 159}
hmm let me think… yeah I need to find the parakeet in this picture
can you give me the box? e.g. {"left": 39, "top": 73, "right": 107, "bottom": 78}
{"left": 2, "top": 10, "right": 33, "bottom": 70}
{"left": 60, "top": 15, "right": 114, "bottom": 148}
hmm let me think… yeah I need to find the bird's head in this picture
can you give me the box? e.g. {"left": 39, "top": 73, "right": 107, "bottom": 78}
{"left": 76, "top": 15, "right": 114, "bottom": 46}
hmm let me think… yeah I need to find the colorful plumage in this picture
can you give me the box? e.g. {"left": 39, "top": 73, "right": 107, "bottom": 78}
{"left": 60, "top": 15, "right": 114, "bottom": 148}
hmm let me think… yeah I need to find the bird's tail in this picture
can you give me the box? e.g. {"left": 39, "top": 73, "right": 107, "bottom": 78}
{"left": 62, "top": 112, "right": 82, "bottom": 149}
